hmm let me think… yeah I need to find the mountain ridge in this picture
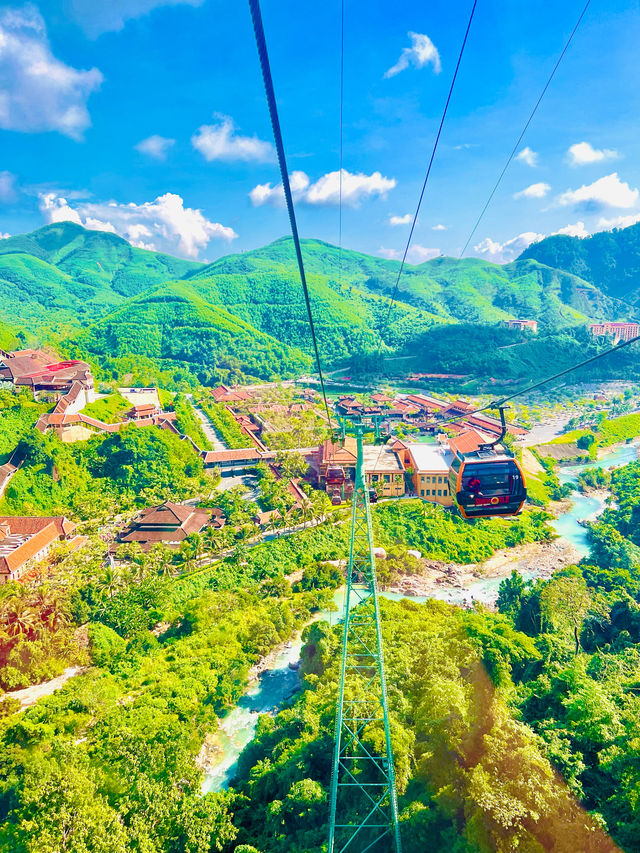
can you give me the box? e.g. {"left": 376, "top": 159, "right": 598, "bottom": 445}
{"left": 1, "top": 220, "right": 638, "bottom": 384}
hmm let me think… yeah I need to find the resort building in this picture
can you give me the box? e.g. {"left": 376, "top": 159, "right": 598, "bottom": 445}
{"left": 504, "top": 319, "right": 538, "bottom": 333}
{"left": 211, "top": 384, "right": 252, "bottom": 403}
{"left": 0, "top": 350, "right": 94, "bottom": 396}
{"left": 589, "top": 322, "right": 640, "bottom": 343}
{"left": 201, "top": 447, "right": 262, "bottom": 475}
{"left": 0, "top": 516, "right": 78, "bottom": 583}
{"left": 118, "top": 501, "right": 224, "bottom": 551}
{"left": 361, "top": 445, "right": 405, "bottom": 497}
{"left": 394, "top": 442, "right": 454, "bottom": 506}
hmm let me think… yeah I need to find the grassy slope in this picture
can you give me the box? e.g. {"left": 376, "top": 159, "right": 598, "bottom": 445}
{"left": 81, "top": 393, "right": 131, "bottom": 424}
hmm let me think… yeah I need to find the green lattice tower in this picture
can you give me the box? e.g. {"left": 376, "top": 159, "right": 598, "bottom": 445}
{"left": 328, "top": 417, "right": 402, "bottom": 853}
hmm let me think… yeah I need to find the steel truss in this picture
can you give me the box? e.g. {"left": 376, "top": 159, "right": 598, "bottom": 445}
{"left": 328, "top": 419, "right": 402, "bottom": 853}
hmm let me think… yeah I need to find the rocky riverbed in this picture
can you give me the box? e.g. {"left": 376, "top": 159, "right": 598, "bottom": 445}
{"left": 384, "top": 538, "right": 582, "bottom": 601}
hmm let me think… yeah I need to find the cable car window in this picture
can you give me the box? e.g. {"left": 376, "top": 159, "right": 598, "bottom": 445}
{"left": 462, "top": 462, "right": 516, "bottom": 493}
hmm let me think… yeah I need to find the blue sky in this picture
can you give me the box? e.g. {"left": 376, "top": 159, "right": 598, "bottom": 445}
{"left": 0, "top": 0, "right": 638, "bottom": 263}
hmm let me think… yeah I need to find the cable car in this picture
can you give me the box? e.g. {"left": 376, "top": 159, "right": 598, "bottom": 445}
{"left": 447, "top": 407, "right": 527, "bottom": 519}
{"left": 326, "top": 466, "right": 346, "bottom": 486}
{"left": 330, "top": 493, "right": 342, "bottom": 506}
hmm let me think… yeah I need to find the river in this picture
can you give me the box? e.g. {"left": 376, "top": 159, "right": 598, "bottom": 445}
{"left": 550, "top": 442, "right": 639, "bottom": 556}
{"left": 201, "top": 441, "right": 639, "bottom": 792}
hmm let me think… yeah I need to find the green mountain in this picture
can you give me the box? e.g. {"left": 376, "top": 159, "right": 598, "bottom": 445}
{"left": 0, "top": 222, "right": 636, "bottom": 385}
{"left": 0, "top": 222, "right": 203, "bottom": 329}
{"left": 80, "top": 280, "right": 311, "bottom": 384}
{"left": 519, "top": 222, "right": 640, "bottom": 304}
{"left": 186, "top": 237, "right": 619, "bottom": 360}
{"left": 241, "top": 238, "right": 610, "bottom": 324}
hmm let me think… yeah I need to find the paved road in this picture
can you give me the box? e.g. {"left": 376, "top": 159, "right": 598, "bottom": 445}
{"left": 186, "top": 396, "right": 227, "bottom": 451}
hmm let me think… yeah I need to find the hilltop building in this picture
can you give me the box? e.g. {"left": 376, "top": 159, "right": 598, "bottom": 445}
{"left": 503, "top": 319, "right": 538, "bottom": 333}
{"left": 0, "top": 349, "right": 51, "bottom": 382}
{"left": 211, "top": 384, "right": 252, "bottom": 403}
{"left": 589, "top": 322, "right": 639, "bottom": 343}
{"left": 0, "top": 349, "right": 93, "bottom": 396}
{"left": 0, "top": 516, "right": 78, "bottom": 583}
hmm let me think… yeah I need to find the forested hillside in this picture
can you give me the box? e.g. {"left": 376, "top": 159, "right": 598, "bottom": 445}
{"left": 1, "top": 221, "right": 639, "bottom": 385}
{"left": 78, "top": 281, "right": 311, "bottom": 384}
{"left": 519, "top": 221, "right": 640, "bottom": 301}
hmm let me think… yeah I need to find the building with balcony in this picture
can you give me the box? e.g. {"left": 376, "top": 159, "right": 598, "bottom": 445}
{"left": 589, "top": 322, "right": 640, "bottom": 343}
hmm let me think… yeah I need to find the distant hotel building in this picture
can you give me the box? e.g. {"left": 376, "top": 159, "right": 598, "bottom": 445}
{"left": 589, "top": 322, "right": 640, "bottom": 343}
{"left": 503, "top": 319, "right": 538, "bottom": 333}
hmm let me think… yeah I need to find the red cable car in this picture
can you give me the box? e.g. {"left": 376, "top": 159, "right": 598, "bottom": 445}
{"left": 447, "top": 407, "right": 527, "bottom": 519}
{"left": 326, "top": 466, "right": 346, "bottom": 486}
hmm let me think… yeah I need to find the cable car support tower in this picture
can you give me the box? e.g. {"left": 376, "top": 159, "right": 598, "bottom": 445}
{"left": 328, "top": 412, "right": 402, "bottom": 853}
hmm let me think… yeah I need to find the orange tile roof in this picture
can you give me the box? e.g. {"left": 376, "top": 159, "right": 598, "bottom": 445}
{"left": 449, "top": 429, "right": 493, "bottom": 456}
{"left": 0, "top": 516, "right": 76, "bottom": 538}
{"left": 0, "top": 522, "right": 60, "bottom": 575}
{"left": 320, "top": 437, "right": 357, "bottom": 466}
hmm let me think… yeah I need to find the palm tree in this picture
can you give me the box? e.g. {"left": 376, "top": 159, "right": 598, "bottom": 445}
{"left": 203, "top": 525, "right": 221, "bottom": 556}
{"left": 96, "top": 564, "right": 122, "bottom": 600}
{"left": 179, "top": 538, "right": 198, "bottom": 573}
{"left": 36, "top": 592, "right": 70, "bottom": 631}
{"left": 3, "top": 603, "right": 39, "bottom": 639}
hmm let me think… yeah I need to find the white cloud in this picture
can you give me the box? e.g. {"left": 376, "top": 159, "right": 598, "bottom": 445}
{"left": 432, "top": 223, "right": 447, "bottom": 231}
{"left": 473, "top": 231, "right": 544, "bottom": 264}
{"left": 552, "top": 221, "right": 590, "bottom": 238}
{"left": 0, "top": 171, "right": 16, "bottom": 201}
{"left": 69, "top": 0, "right": 205, "bottom": 37}
{"left": 250, "top": 168, "right": 396, "bottom": 208}
{"left": 38, "top": 191, "right": 237, "bottom": 259}
{"left": 192, "top": 115, "right": 274, "bottom": 163}
{"left": 384, "top": 32, "right": 441, "bottom": 78}
{"left": 135, "top": 135, "right": 175, "bottom": 160}
{"left": 567, "top": 141, "right": 618, "bottom": 166}
{"left": 597, "top": 212, "right": 640, "bottom": 231}
{"left": 389, "top": 213, "right": 412, "bottom": 226}
{"left": 0, "top": 6, "right": 102, "bottom": 140}
{"left": 0, "top": 232, "right": 9, "bottom": 239}
{"left": 515, "top": 147, "right": 538, "bottom": 167}
{"left": 556, "top": 173, "right": 638, "bottom": 209}
{"left": 513, "top": 182, "right": 551, "bottom": 200}
{"left": 378, "top": 245, "right": 441, "bottom": 263}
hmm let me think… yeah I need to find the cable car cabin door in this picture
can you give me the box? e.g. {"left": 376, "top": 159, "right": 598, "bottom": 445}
{"left": 454, "top": 457, "right": 526, "bottom": 519}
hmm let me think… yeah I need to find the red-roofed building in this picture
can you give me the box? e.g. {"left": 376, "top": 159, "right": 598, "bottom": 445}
{"left": 211, "top": 384, "right": 252, "bottom": 403}
{"left": 129, "top": 402, "right": 158, "bottom": 420}
{"left": 440, "top": 399, "right": 475, "bottom": 419}
{"left": 0, "top": 516, "right": 77, "bottom": 583}
{"left": 0, "top": 349, "right": 52, "bottom": 383}
{"left": 14, "top": 359, "right": 94, "bottom": 395}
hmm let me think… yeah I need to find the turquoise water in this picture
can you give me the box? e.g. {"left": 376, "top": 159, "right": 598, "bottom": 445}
{"left": 549, "top": 442, "right": 639, "bottom": 557}
{"left": 202, "top": 441, "right": 639, "bottom": 792}
{"left": 201, "top": 641, "right": 304, "bottom": 793}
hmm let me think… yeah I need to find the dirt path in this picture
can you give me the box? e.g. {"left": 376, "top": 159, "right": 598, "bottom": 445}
{"left": 6, "top": 665, "right": 88, "bottom": 710}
